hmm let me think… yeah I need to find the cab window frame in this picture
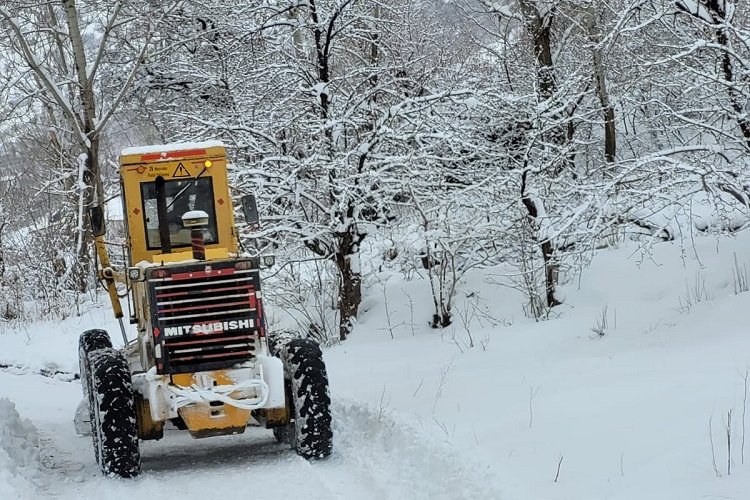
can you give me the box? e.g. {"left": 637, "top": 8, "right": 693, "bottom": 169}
{"left": 139, "top": 177, "right": 219, "bottom": 251}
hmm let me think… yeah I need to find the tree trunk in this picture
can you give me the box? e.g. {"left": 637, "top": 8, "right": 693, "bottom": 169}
{"left": 717, "top": 27, "right": 750, "bottom": 148}
{"left": 540, "top": 240, "right": 561, "bottom": 307}
{"left": 76, "top": 145, "right": 101, "bottom": 292}
{"left": 0, "top": 221, "right": 5, "bottom": 279}
{"left": 585, "top": 4, "right": 616, "bottom": 163}
{"left": 521, "top": 169, "right": 561, "bottom": 309}
{"left": 517, "top": 1, "right": 563, "bottom": 308}
{"left": 518, "top": 0, "right": 568, "bottom": 163}
{"left": 518, "top": 0, "right": 556, "bottom": 101}
{"left": 310, "top": 0, "right": 364, "bottom": 341}
{"left": 64, "top": 0, "right": 101, "bottom": 292}
{"left": 335, "top": 230, "right": 362, "bottom": 341}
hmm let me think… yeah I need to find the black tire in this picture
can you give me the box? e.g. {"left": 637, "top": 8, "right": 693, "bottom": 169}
{"left": 78, "top": 330, "right": 113, "bottom": 452}
{"left": 277, "top": 339, "right": 332, "bottom": 459}
{"left": 272, "top": 424, "right": 289, "bottom": 443}
{"left": 267, "top": 330, "right": 299, "bottom": 357}
{"left": 87, "top": 348, "right": 140, "bottom": 478}
{"left": 78, "top": 329, "right": 112, "bottom": 398}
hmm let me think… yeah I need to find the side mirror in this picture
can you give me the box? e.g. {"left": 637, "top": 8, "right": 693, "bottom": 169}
{"left": 241, "top": 194, "right": 259, "bottom": 226}
{"left": 89, "top": 206, "right": 105, "bottom": 237}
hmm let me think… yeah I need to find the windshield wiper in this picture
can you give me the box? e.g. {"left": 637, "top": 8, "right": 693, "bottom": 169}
{"left": 166, "top": 167, "right": 207, "bottom": 212}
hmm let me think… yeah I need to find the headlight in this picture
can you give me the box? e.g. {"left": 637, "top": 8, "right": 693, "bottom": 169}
{"left": 127, "top": 267, "right": 144, "bottom": 281}
{"left": 262, "top": 255, "right": 276, "bottom": 268}
{"left": 235, "top": 260, "right": 254, "bottom": 270}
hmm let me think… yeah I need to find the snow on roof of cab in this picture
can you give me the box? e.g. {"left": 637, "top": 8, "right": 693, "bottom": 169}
{"left": 121, "top": 140, "right": 225, "bottom": 156}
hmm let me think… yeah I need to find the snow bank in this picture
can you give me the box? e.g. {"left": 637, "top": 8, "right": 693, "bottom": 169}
{"left": 0, "top": 399, "right": 40, "bottom": 500}
{"left": 327, "top": 229, "right": 750, "bottom": 500}
{"left": 0, "top": 303, "right": 129, "bottom": 376}
{"left": 331, "top": 400, "right": 504, "bottom": 500}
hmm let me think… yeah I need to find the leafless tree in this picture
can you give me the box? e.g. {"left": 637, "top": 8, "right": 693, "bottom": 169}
{"left": 0, "top": 0, "right": 179, "bottom": 292}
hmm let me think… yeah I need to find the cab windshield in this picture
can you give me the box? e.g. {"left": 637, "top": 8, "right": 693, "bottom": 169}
{"left": 141, "top": 177, "right": 218, "bottom": 250}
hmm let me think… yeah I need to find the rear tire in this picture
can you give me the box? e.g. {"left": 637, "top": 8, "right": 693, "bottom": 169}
{"left": 87, "top": 348, "right": 140, "bottom": 477}
{"left": 277, "top": 339, "right": 333, "bottom": 459}
{"left": 272, "top": 424, "right": 289, "bottom": 443}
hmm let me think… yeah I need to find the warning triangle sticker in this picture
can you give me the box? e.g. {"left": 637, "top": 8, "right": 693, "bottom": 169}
{"left": 172, "top": 163, "right": 191, "bottom": 178}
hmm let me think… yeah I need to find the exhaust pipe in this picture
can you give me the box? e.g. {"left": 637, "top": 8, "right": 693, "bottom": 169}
{"left": 181, "top": 210, "right": 209, "bottom": 260}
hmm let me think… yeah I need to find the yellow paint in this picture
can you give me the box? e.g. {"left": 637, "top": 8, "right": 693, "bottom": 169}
{"left": 254, "top": 407, "right": 289, "bottom": 427}
{"left": 119, "top": 144, "right": 239, "bottom": 266}
{"left": 94, "top": 236, "right": 123, "bottom": 318}
{"left": 171, "top": 370, "right": 235, "bottom": 386}
{"left": 134, "top": 395, "right": 164, "bottom": 440}
{"left": 172, "top": 370, "right": 252, "bottom": 436}
{"left": 151, "top": 247, "right": 230, "bottom": 264}
{"left": 179, "top": 403, "right": 250, "bottom": 437}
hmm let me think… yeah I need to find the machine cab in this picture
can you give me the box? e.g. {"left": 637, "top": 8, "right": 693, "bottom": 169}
{"left": 119, "top": 141, "right": 239, "bottom": 265}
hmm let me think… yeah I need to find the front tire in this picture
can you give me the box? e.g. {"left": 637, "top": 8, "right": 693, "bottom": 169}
{"left": 76, "top": 329, "right": 113, "bottom": 439}
{"left": 78, "top": 329, "right": 112, "bottom": 398}
{"left": 87, "top": 348, "right": 140, "bottom": 477}
{"left": 276, "top": 339, "right": 333, "bottom": 459}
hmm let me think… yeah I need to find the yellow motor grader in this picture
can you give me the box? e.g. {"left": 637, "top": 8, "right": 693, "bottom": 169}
{"left": 76, "top": 141, "right": 332, "bottom": 477}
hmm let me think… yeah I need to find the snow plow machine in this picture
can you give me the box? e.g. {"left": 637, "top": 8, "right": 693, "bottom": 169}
{"left": 75, "top": 141, "right": 332, "bottom": 477}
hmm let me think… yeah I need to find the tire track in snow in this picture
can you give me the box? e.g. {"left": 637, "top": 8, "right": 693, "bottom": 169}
{"left": 39, "top": 428, "right": 343, "bottom": 500}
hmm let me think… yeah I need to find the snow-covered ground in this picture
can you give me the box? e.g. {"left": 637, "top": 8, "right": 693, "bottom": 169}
{"left": 2, "top": 231, "right": 750, "bottom": 499}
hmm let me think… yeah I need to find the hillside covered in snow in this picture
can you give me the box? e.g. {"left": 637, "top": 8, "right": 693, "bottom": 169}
{"left": 0, "top": 231, "right": 749, "bottom": 499}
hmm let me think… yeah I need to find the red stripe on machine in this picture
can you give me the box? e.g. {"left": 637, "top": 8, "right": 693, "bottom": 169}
{"left": 140, "top": 149, "right": 207, "bottom": 161}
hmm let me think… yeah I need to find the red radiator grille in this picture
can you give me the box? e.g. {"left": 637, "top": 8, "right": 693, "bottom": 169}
{"left": 165, "top": 334, "right": 257, "bottom": 367}
{"left": 153, "top": 270, "right": 257, "bottom": 326}
{"left": 148, "top": 264, "right": 262, "bottom": 374}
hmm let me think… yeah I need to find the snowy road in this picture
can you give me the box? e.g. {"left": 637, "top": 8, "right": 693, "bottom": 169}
{"left": 0, "top": 371, "right": 501, "bottom": 500}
